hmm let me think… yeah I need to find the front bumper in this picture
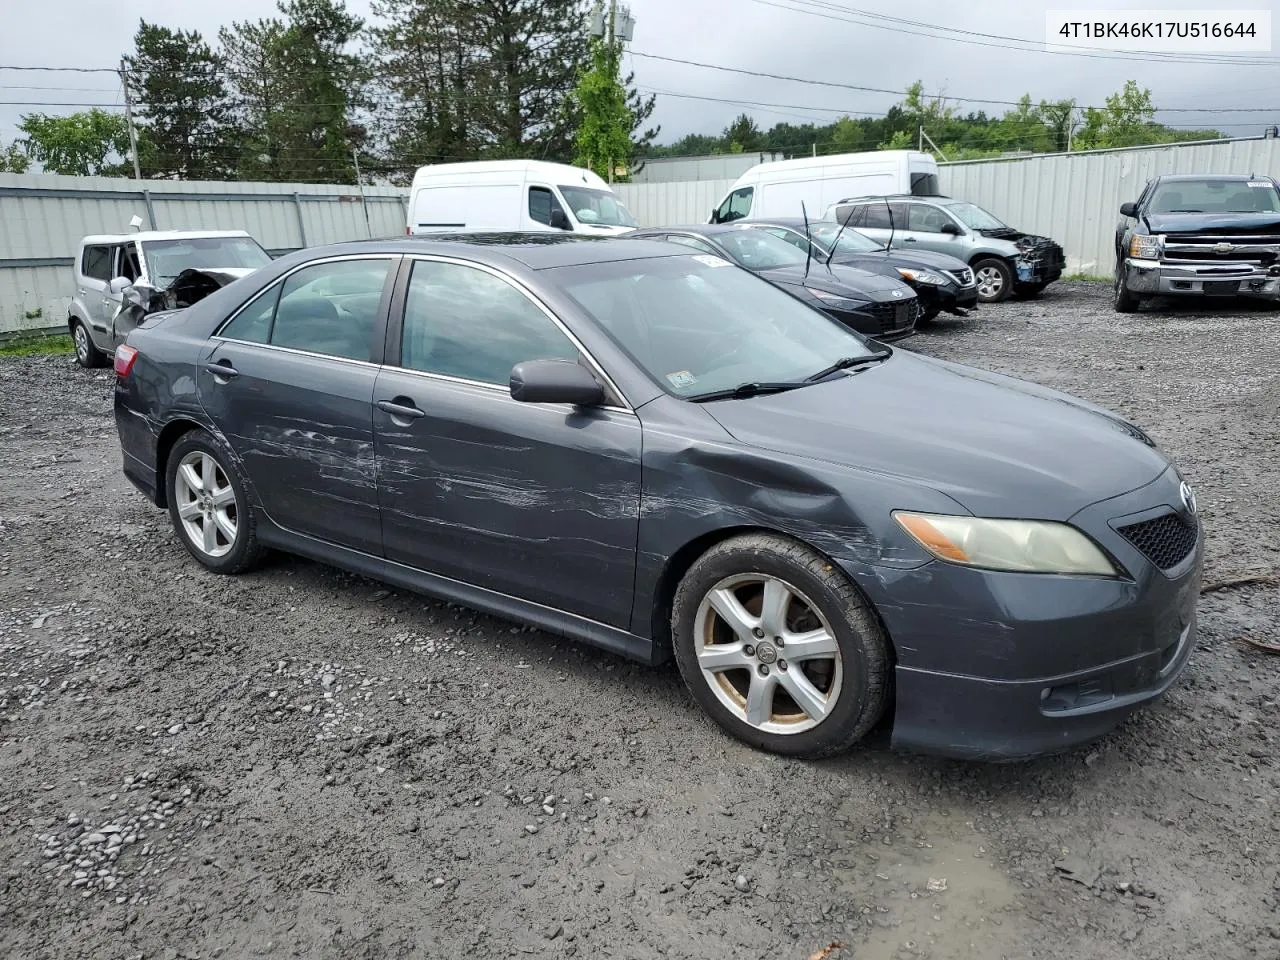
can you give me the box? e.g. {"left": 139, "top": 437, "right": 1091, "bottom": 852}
{"left": 1122, "top": 257, "right": 1280, "bottom": 298}
{"left": 913, "top": 282, "right": 979, "bottom": 315}
{"left": 845, "top": 467, "right": 1203, "bottom": 760}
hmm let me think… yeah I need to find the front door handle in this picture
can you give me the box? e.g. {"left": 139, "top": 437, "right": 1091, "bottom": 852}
{"left": 377, "top": 398, "right": 425, "bottom": 420}
{"left": 205, "top": 360, "right": 239, "bottom": 380}
{"left": 902, "top": 236, "right": 917, "bottom": 242}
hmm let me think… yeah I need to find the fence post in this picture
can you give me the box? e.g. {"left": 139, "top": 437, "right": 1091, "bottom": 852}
{"left": 292, "top": 192, "right": 308, "bottom": 248}
{"left": 142, "top": 189, "right": 157, "bottom": 229}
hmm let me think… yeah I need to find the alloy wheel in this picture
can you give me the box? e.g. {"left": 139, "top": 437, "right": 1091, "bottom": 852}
{"left": 73, "top": 325, "right": 89, "bottom": 364}
{"left": 975, "top": 266, "right": 1005, "bottom": 300}
{"left": 173, "top": 451, "right": 239, "bottom": 558}
{"left": 693, "top": 573, "right": 844, "bottom": 735}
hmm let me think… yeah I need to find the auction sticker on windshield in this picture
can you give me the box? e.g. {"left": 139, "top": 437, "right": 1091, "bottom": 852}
{"left": 692, "top": 255, "right": 730, "bottom": 268}
{"left": 666, "top": 370, "right": 698, "bottom": 388}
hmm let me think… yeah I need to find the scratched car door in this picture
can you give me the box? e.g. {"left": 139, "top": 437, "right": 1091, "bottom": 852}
{"left": 372, "top": 257, "right": 643, "bottom": 628}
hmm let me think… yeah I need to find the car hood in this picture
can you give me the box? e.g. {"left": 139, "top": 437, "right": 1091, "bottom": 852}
{"left": 836, "top": 248, "right": 970, "bottom": 275}
{"left": 1143, "top": 212, "right": 1280, "bottom": 235}
{"left": 702, "top": 351, "right": 1169, "bottom": 520}
{"left": 759, "top": 262, "right": 910, "bottom": 300}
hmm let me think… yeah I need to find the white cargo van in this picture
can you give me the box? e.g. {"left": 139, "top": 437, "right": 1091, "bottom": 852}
{"left": 708, "top": 150, "right": 940, "bottom": 224}
{"left": 406, "top": 160, "right": 638, "bottom": 236}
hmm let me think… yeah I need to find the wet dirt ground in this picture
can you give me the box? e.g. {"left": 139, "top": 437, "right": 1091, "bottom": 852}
{"left": 1, "top": 281, "right": 1277, "bottom": 959}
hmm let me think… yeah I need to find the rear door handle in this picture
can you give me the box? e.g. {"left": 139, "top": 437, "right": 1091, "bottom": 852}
{"left": 377, "top": 398, "right": 425, "bottom": 420}
{"left": 205, "top": 360, "right": 239, "bottom": 380}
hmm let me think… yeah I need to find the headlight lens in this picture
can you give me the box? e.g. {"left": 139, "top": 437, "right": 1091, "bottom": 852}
{"left": 806, "top": 287, "right": 868, "bottom": 311}
{"left": 894, "top": 512, "right": 1117, "bottom": 576}
{"left": 897, "top": 268, "right": 946, "bottom": 285}
{"left": 1128, "top": 234, "right": 1163, "bottom": 259}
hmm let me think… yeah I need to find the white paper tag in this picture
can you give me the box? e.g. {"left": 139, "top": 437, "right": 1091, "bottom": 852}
{"left": 692, "top": 254, "right": 730, "bottom": 267}
{"left": 665, "top": 370, "right": 698, "bottom": 388}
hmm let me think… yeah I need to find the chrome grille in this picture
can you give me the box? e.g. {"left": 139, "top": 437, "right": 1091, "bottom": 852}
{"left": 1163, "top": 234, "right": 1280, "bottom": 266}
{"left": 947, "top": 267, "right": 974, "bottom": 286}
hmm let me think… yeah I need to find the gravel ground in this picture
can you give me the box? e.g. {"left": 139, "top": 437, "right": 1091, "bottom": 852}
{"left": 1, "top": 281, "right": 1278, "bottom": 960}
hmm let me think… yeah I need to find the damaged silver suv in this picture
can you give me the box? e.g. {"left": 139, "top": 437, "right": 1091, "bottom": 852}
{"left": 69, "top": 229, "right": 272, "bottom": 368}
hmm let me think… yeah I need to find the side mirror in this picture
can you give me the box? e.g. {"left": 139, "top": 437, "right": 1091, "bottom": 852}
{"left": 510, "top": 360, "right": 604, "bottom": 407}
{"left": 709, "top": 207, "right": 720, "bottom": 224}
{"left": 1119, "top": 201, "right": 1137, "bottom": 217}
{"left": 939, "top": 222, "right": 961, "bottom": 236}
{"left": 108, "top": 276, "right": 131, "bottom": 295}
{"left": 549, "top": 208, "right": 572, "bottom": 231}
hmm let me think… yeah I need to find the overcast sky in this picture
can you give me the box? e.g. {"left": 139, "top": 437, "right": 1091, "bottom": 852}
{"left": 1, "top": 0, "right": 1275, "bottom": 152}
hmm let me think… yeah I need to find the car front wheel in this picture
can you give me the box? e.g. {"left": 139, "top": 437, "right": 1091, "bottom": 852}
{"left": 671, "top": 533, "right": 889, "bottom": 758}
{"left": 165, "top": 431, "right": 263, "bottom": 574}
{"left": 971, "top": 257, "right": 1014, "bottom": 303}
{"left": 1114, "top": 263, "right": 1141, "bottom": 313}
{"left": 71, "top": 320, "right": 108, "bottom": 368}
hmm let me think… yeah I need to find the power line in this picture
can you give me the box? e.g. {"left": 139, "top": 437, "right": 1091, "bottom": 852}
{"left": 628, "top": 50, "right": 1280, "bottom": 112}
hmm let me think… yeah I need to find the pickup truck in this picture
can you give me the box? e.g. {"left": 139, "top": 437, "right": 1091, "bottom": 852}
{"left": 1114, "top": 174, "right": 1280, "bottom": 312}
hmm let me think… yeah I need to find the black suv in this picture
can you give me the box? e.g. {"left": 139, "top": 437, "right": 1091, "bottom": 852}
{"left": 1114, "top": 174, "right": 1280, "bottom": 312}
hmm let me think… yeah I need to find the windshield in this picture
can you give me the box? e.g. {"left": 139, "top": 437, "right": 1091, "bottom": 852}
{"left": 942, "top": 202, "right": 1007, "bottom": 230}
{"left": 715, "top": 229, "right": 809, "bottom": 270}
{"left": 807, "top": 222, "right": 884, "bottom": 253}
{"left": 558, "top": 186, "right": 638, "bottom": 227}
{"left": 142, "top": 237, "right": 271, "bottom": 284}
{"left": 554, "top": 254, "right": 875, "bottom": 398}
{"left": 1148, "top": 179, "right": 1280, "bottom": 214}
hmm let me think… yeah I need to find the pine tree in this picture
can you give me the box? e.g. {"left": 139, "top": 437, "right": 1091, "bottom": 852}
{"left": 125, "top": 21, "right": 239, "bottom": 180}
{"left": 219, "top": 16, "right": 292, "bottom": 180}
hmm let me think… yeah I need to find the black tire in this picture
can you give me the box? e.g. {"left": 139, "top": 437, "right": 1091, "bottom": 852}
{"left": 1114, "top": 264, "right": 1140, "bottom": 313}
{"left": 165, "top": 430, "right": 264, "bottom": 575}
{"left": 70, "top": 319, "right": 108, "bottom": 369}
{"left": 1014, "top": 283, "right": 1047, "bottom": 299}
{"left": 917, "top": 306, "right": 941, "bottom": 325}
{"left": 670, "top": 533, "right": 890, "bottom": 758}
{"left": 971, "top": 257, "right": 1014, "bottom": 303}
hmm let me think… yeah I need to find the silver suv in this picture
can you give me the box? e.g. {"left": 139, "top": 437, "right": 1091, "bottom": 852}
{"left": 69, "top": 230, "right": 271, "bottom": 367}
{"left": 823, "top": 196, "right": 1065, "bottom": 303}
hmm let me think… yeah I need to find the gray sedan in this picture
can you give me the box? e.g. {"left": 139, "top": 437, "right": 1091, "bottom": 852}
{"left": 113, "top": 235, "right": 1202, "bottom": 760}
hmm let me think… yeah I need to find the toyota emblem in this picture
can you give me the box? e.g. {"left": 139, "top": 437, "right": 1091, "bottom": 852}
{"left": 891, "top": 289, "right": 903, "bottom": 298}
{"left": 1179, "top": 481, "right": 1198, "bottom": 518}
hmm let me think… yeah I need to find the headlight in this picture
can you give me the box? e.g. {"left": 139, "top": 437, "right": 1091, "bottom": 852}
{"left": 893, "top": 512, "right": 1117, "bottom": 576}
{"left": 806, "top": 287, "right": 868, "bottom": 311}
{"left": 896, "top": 268, "right": 946, "bottom": 285}
{"left": 1128, "top": 234, "right": 1163, "bottom": 259}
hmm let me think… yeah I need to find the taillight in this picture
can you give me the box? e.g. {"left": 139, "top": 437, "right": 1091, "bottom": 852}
{"left": 114, "top": 344, "right": 138, "bottom": 377}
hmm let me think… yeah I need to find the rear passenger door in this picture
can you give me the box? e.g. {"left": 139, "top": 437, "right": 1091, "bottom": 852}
{"left": 198, "top": 255, "right": 400, "bottom": 554}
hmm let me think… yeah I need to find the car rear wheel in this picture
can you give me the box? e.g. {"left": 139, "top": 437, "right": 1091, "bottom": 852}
{"left": 71, "top": 320, "right": 107, "bottom": 369}
{"left": 671, "top": 533, "right": 889, "bottom": 758}
{"left": 165, "top": 432, "right": 263, "bottom": 574}
{"left": 971, "top": 258, "right": 1013, "bottom": 303}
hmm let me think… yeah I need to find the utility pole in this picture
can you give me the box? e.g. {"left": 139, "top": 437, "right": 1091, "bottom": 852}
{"left": 119, "top": 58, "right": 143, "bottom": 181}
{"left": 588, "top": 0, "right": 635, "bottom": 183}
{"left": 352, "top": 148, "right": 372, "bottom": 238}
{"left": 918, "top": 125, "right": 923, "bottom": 151}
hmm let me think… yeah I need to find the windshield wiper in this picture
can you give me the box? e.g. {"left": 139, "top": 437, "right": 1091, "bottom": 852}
{"left": 686, "top": 381, "right": 811, "bottom": 403}
{"left": 805, "top": 350, "right": 891, "bottom": 382}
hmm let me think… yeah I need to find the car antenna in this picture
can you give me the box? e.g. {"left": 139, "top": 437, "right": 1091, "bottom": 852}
{"left": 884, "top": 196, "right": 896, "bottom": 251}
{"left": 801, "top": 200, "right": 813, "bottom": 280}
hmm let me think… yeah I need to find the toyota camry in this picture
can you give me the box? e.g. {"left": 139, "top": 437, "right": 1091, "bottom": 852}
{"left": 113, "top": 234, "right": 1202, "bottom": 760}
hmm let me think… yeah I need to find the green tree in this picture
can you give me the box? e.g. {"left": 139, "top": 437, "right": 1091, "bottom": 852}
{"left": 0, "top": 139, "right": 30, "bottom": 173}
{"left": 1039, "top": 98, "right": 1077, "bottom": 152}
{"left": 125, "top": 21, "right": 239, "bottom": 179}
{"left": 571, "top": 37, "right": 633, "bottom": 180}
{"left": 219, "top": 16, "right": 292, "bottom": 180}
{"left": 721, "top": 113, "right": 761, "bottom": 154}
{"left": 16, "top": 110, "right": 132, "bottom": 176}
{"left": 1075, "top": 80, "right": 1156, "bottom": 149}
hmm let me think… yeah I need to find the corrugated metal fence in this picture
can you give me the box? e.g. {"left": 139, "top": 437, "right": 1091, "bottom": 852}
{"left": 7, "top": 138, "right": 1280, "bottom": 334}
{"left": 0, "top": 173, "right": 408, "bottom": 335}
{"left": 615, "top": 137, "right": 1280, "bottom": 276}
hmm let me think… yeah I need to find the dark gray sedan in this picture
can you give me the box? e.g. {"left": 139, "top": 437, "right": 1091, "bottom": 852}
{"left": 113, "top": 235, "right": 1202, "bottom": 760}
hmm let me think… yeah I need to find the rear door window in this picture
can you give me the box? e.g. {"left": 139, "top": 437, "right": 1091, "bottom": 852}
{"left": 255, "top": 259, "right": 394, "bottom": 361}
{"left": 81, "top": 246, "right": 112, "bottom": 282}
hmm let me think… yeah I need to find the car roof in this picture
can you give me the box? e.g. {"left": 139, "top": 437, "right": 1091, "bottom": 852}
{"left": 80, "top": 229, "right": 255, "bottom": 245}
{"left": 630, "top": 224, "right": 768, "bottom": 237}
{"left": 303, "top": 233, "right": 689, "bottom": 270}
{"left": 1153, "top": 174, "right": 1275, "bottom": 183}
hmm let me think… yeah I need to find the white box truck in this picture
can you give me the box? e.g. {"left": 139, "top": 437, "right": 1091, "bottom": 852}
{"left": 708, "top": 150, "right": 940, "bottom": 224}
{"left": 406, "top": 160, "right": 638, "bottom": 236}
